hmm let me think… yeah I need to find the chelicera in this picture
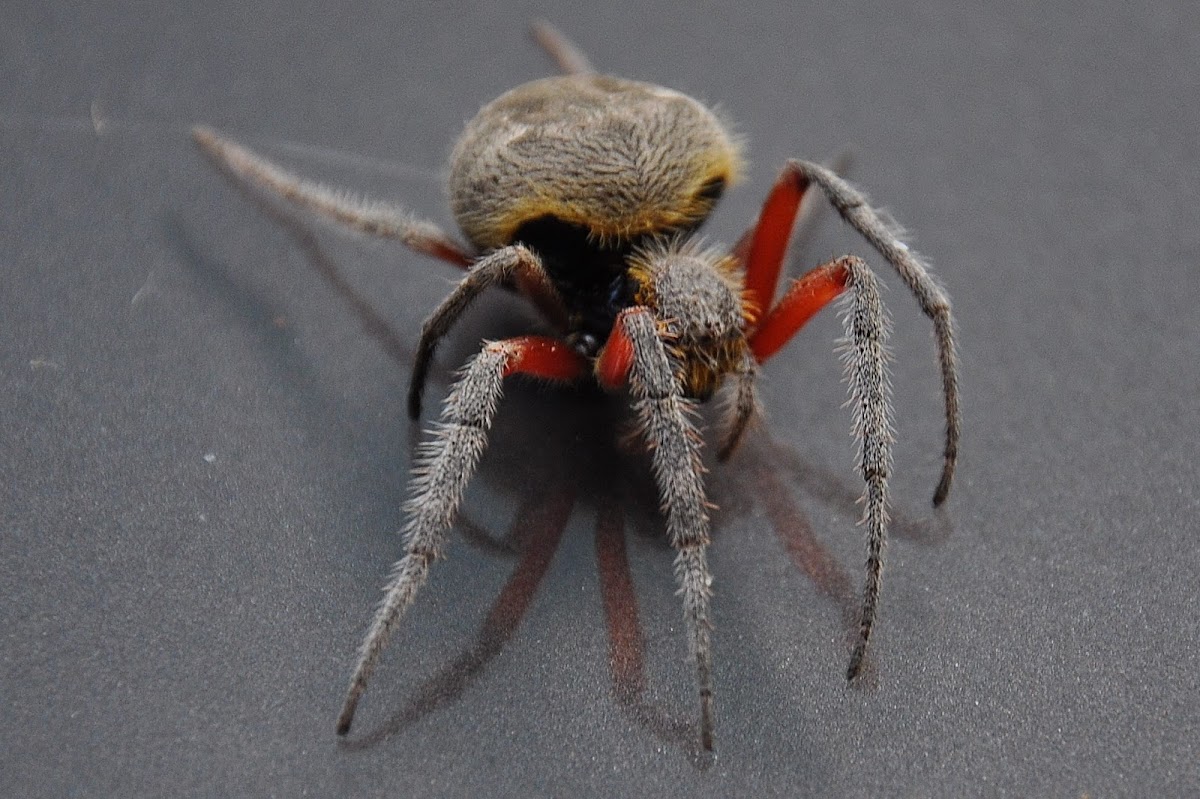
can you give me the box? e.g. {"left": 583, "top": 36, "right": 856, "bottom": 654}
{"left": 194, "top": 22, "right": 960, "bottom": 752}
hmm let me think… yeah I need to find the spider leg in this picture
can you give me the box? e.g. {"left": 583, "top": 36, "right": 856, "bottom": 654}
{"left": 745, "top": 255, "right": 894, "bottom": 680}
{"left": 833, "top": 258, "right": 894, "bottom": 680}
{"left": 782, "top": 160, "right": 959, "bottom": 506}
{"left": 192, "top": 126, "right": 474, "bottom": 267}
{"left": 732, "top": 153, "right": 853, "bottom": 309}
{"left": 408, "top": 245, "right": 563, "bottom": 419}
{"left": 748, "top": 258, "right": 850, "bottom": 363}
{"left": 736, "top": 164, "right": 815, "bottom": 317}
{"left": 715, "top": 349, "right": 759, "bottom": 462}
{"left": 531, "top": 20, "right": 596, "bottom": 75}
{"left": 598, "top": 308, "right": 717, "bottom": 751}
{"left": 336, "top": 335, "right": 586, "bottom": 735}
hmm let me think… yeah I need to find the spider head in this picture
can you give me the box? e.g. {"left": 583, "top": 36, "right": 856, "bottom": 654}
{"left": 628, "top": 239, "right": 751, "bottom": 400}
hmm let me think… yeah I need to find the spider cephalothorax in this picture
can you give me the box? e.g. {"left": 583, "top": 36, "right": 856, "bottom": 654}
{"left": 627, "top": 241, "right": 751, "bottom": 401}
{"left": 194, "top": 21, "right": 960, "bottom": 753}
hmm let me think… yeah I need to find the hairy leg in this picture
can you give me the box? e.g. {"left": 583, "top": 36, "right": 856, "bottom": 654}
{"left": 408, "top": 245, "right": 563, "bottom": 418}
{"left": 600, "top": 308, "right": 717, "bottom": 750}
{"left": 732, "top": 153, "right": 853, "bottom": 312}
{"left": 531, "top": 20, "right": 596, "bottom": 75}
{"left": 192, "top": 126, "right": 473, "bottom": 266}
{"left": 748, "top": 255, "right": 896, "bottom": 679}
{"left": 782, "top": 160, "right": 958, "bottom": 506}
{"left": 716, "top": 349, "right": 759, "bottom": 461}
{"left": 748, "top": 258, "right": 849, "bottom": 363}
{"left": 337, "top": 335, "right": 585, "bottom": 735}
{"left": 835, "top": 259, "right": 894, "bottom": 681}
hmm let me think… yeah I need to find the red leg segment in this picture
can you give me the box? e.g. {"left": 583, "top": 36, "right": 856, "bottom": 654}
{"left": 497, "top": 336, "right": 588, "bottom": 382}
{"left": 740, "top": 165, "right": 810, "bottom": 319}
{"left": 749, "top": 259, "right": 849, "bottom": 363}
{"left": 433, "top": 243, "right": 474, "bottom": 269}
{"left": 594, "top": 308, "right": 642, "bottom": 390}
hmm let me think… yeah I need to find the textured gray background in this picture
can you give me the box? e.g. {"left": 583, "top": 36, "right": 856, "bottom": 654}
{"left": 3, "top": 1, "right": 1198, "bottom": 796}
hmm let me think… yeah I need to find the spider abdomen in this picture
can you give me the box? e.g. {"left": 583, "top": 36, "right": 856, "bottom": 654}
{"left": 448, "top": 74, "right": 741, "bottom": 252}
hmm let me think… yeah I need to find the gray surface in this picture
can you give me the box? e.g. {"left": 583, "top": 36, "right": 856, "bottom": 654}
{"left": 3, "top": 1, "right": 1198, "bottom": 796}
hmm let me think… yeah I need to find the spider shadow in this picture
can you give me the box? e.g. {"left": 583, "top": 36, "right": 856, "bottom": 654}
{"left": 594, "top": 502, "right": 715, "bottom": 766}
{"left": 189, "top": 153, "right": 597, "bottom": 734}
{"left": 339, "top": 482, "right": 577, "bottom": 752}
{"left": 712, "top": 429, "right": 955, "bottom": 686}
{"left": 164, "top": 205, "right": 375, "bottom": 452}
{"left": 759, "top": 432, "right": 955, "bottom": 548}
{"left": 341, "top": 394, "right": 710, "bottom": 763}
{"left": 190, "top": 149, "right": 951, "bottom": 758}
{"left": 189, "top": 143, "right": 423, "bottom": 371}
{"left": 191, "top": 145, "right": 712, "bottom": 757}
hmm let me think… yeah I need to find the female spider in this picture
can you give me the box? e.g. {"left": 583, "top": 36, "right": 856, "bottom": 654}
{"left": 193, "top": 23, "right": 959, "bottom": 752}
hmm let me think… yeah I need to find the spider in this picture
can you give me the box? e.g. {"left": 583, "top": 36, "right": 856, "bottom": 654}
{"left": 193, "top": 22, "right": 959, "bottom": 752}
